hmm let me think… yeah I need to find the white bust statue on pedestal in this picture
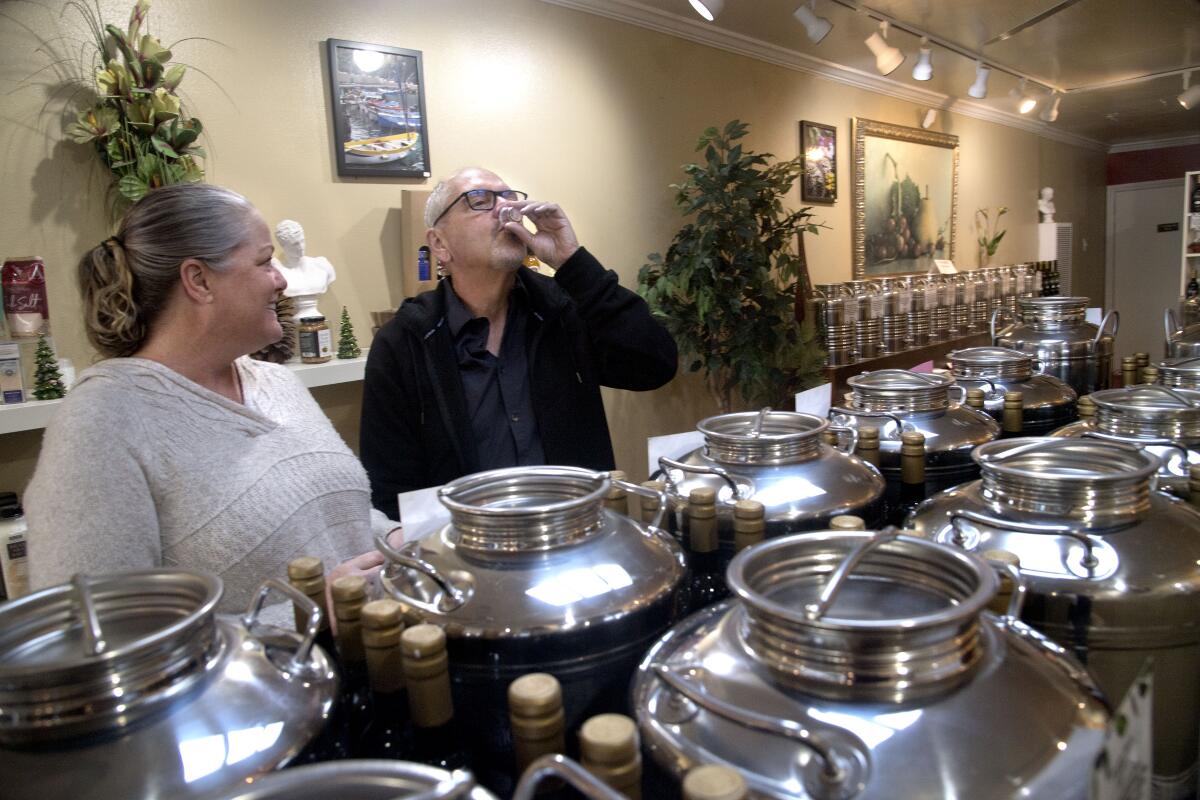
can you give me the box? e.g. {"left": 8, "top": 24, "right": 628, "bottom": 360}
{"left": 1037, "top": 187, "right": 1056, "bottom": 224}
{"left": 274, "top": 219, "right": 335, "bottom": 321}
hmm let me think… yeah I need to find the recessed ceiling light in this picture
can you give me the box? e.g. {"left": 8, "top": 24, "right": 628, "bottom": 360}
{"left": 968, "top": 61, "right": 990, "bottom": 99}
{"left": 912, "top": 38, "right": 932, "bottom": 81}
{"left": 865, "top": 21, "right": 904, "bottom": 76}
{"left": 794, "top": 0, "right": 832, "bottom": 44}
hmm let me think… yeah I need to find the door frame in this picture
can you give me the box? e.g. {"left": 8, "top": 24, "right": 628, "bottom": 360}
{"left": 1105, "top": 177, "right": 1184, "bottom": 311}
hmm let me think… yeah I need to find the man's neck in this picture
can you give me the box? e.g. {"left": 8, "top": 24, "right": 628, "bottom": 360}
{"left": 451, "top": 268, "right": 516, "bottom": 325}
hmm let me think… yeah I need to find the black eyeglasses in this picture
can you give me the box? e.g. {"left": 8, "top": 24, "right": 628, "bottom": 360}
{"left": 432, "top": 188, "right": 527, "bottom": 226}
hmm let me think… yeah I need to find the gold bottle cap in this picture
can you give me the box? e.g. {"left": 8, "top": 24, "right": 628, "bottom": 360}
{"left": 900, "top": 431, "right": 926, "bottom": 446}
{"left": 331, "top": 574, "right": 368, "bottom": 603}
{"left": 689, "top": 486, "right": 718, "bottom": 506}
{"left": 508, "top": 673, "right": 563, "bottom": 716}
{"left": 607, "top": 470, "right": 627, "bottom": 498}
{"left": 287, "top": 556, "right": 324, "bottom": 580}
{"left": 857, "top": 426, "right": 879, "bottom": 442}
{"left": 1004, "top": 391, "right": 1023, "bottom": 403}
{"left": 401, "top": 623, "right": 446, "bottom": 659}
{"left": 829, "top": 515, "right": 866, "bottom": 530}
{"left": 682, "top": 765, "right": 748, "bottom": 800}
{"left": 966, "top": 388, "right": 985, "bottom": 403}
{"left": 579, "top": 713, "right": 638, "bottom": 764}
{"left": 733, "top": 500, "right": 764, "bottom": 520}
{"left": 1122, "top": 355, "right": 1136, "bottom": 364}
{"left": 361, "top": 599, "right": 405, "bottom": 629}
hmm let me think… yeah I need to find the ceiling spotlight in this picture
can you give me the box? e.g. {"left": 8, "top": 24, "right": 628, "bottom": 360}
{"left": 865, "top": 21, "right": 904, "bottom": 76}
{"left": 688, "top": 0, "right": 724, "bottom": 21}
{"left": 912, "top": 37, "right": 932, "bottom": 81}
{"left": 1040, "top": 91, "right": 1061, "bottom": 122}
{"left": 1010, "top": 78, "right": 1037, "bottom": 114}
{"left": 921, "top": 108, "right": 938, "bottom": 129}
{"left": 1180, "top": 72, "right": 1200, "bottom": 110}
{"left": 794, "top": 1, "right": 832, "bottom": 44}
{"left": 968, "top": 61, "right": 990, "bottom": 99}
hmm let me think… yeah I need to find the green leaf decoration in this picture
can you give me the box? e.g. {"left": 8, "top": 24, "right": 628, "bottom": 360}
{"left": 118, "top": 173, "right": 149, "bottom": 201}
{"left": 150, "top": 135, "right": 179, "bottom": 158}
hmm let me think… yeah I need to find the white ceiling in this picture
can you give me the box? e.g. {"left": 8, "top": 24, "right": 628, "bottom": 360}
{"left": 548, "top": 0, "right": 1200, "bottom": 148}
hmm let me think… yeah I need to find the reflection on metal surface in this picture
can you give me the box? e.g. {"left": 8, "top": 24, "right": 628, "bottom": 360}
{"left": 179, "top": 722, "right": 284, "bottom": 783}
{"left": 525, "top": 563, "right": 634, "bottom": 608}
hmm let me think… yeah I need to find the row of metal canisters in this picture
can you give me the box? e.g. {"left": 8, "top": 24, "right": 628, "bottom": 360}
{"left": 812, "top": 264, "right": 1041, "bottom": 366}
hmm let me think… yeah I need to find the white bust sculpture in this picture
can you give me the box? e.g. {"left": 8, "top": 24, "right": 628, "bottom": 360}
{"left": 275, "top": 219, "right": 336, "bottom": 298}
{"left": 1037, "top": 187, "right": 1056, "bottom": 224}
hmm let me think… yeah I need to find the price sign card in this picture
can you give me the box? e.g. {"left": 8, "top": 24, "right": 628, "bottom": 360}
{"left": 396, "top": 485, "right": 449, "bottom": 542}
{"left": 1091, "top": 660, "right": 1153, "bottom": 800}
{"left": 934, "top": 259, "right": 958, "bottom": 274}
{"left": 794, "top": 383, "right": 832, "bottom": 417}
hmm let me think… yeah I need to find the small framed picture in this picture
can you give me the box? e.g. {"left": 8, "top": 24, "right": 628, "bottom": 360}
{"left": 800, "top": 120, "right": 837, "bottom": 203}
{"left": 326, "top": 39, "right": 431, "bottom": 178}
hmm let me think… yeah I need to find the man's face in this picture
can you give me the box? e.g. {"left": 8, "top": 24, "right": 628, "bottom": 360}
{"left": 434, "top": 169, "right": 526, "bottom": 274}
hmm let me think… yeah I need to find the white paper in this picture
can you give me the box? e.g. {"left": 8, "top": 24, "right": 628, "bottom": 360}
{"left": 647, "top": 430, "right": 705, "bottom": 476}
{"left": 794, "top": 383, "right": 833, "bottom": 417}
{"left": 1086, "top": 307, "right": 1102, "bottom": 326}
{"left": 1090, "top": 661, "right": 1153, "bottom": 800}
{"left": 396, "top": 485, "right": 449, "bottom": 542}
{"left": 934, "top": 259, "right": 957, "bottom": 274}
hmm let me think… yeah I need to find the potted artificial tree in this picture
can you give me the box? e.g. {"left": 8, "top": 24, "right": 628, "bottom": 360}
{"left": 639, "top": 120, "right": 825, "bottom": 412}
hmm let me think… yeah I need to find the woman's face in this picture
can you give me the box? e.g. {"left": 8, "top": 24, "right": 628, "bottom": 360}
{"left": 209, "top": 211, "right": 287, "bottom": 354}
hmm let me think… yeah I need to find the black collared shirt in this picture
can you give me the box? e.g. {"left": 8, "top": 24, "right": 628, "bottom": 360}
{"left": 445, "top": 279, "right": 545, "bottom": 471}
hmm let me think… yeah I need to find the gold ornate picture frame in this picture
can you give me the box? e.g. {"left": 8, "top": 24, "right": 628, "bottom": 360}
{"left": 852, "top": 118, "right": 959, "bottom": 278}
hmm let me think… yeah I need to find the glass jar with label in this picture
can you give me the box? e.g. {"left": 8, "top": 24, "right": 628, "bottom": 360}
{"left": 298, "top": 316, "right": 333, "bottom": 364}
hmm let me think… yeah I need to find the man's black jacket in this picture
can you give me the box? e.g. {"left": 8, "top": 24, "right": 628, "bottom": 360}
{"left": 360, "top": 247, "right": 678, "bottom": 520}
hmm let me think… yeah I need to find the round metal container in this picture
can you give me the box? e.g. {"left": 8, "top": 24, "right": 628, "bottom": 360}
{"left": 1158, "top": 355, "right": 1200, "bottom": 389}
{"left": 210, "top": 761, "right": 497, "bottom": 799}
{"left": 906, "top": 438, "right": 1200, "bottom": 797}
{"left": 0, "top": 571, "right": 335, "bottom": 800}
{"left": 633, "top": 530, "right": 1107, "bottom": 799}
{"left": 1165, "top": 308, "right": 1200, "bottom": 359}
{"left": 830, "top": 369, "right": 1000, "bottom": 505}
{"left": 658, "top": 410, "right": 886, "bottom": 549}
{"left": 1050, "top": 384, "right": 1200, "bottom": 497}
{"left": 947, "top": 346, "right": 1078, "bottom": 434}
{"left": 376, "top": 466, "right": 685, "bottom": 791}
{"left": 994, "top": 296, "right": 1118, "bottom": 395}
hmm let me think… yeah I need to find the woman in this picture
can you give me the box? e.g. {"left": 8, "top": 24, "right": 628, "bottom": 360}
{"left": 25, "top": 183, "right": 396, "bottom": 615}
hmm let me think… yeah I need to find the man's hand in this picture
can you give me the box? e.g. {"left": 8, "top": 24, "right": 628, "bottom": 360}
{"left": 497, "top": 198, "right": 581, "bottom": 269}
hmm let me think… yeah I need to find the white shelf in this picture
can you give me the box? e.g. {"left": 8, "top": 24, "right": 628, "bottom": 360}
{"left": 0, "top": 352, "right": 370, "bottom": 436}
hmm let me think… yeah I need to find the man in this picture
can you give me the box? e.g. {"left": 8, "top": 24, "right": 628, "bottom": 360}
{"left": 361, "top": 167, "right": 677, "bottom": 520}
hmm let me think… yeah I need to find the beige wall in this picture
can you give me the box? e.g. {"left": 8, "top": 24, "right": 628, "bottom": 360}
{"left": 0, "top": 0, "right": 1108, "bottom": 494}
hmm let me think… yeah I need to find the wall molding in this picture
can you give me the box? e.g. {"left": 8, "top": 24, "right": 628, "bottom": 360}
{"left": 1108, "top": 134, "right": 1200, "bottom": 154}
{"left": 540, "top": 0, "right": 1108, "bottom": 153}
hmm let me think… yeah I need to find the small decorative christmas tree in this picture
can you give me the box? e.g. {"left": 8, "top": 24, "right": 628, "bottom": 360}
{"left": 33, "top": 334, "right": 66, "bottom": 399}
{"left": 337, "top": 306, "right": 361, "bottom": 359}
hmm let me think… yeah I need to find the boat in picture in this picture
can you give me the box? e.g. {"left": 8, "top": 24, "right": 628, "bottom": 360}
{"left": 343, "top": 131, "right": 421, "bottom": 164}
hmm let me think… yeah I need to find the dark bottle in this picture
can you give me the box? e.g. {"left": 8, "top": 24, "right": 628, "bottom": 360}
{"left": 1188, "top": 270, "right": 1199, "bottom": 299}
{"left": 508, "top": 672, "right": 567, "bottom": 790}
{"left": 287, "top": 556, "right": 343, "bottom": 763}
{"left": 403, "top": 623, "right": 470, "bottom": 771}
{"left": 331, "top": 574, "right": 372, "bottom": 758}
{"left": 896, "top": 431, "right": 927, "bottom": 524}
{"left": 685, "top": 486, "right": 727, "bottom": 612}
{"left": 1191, "top": 182, "right": 1200, "bottom": 214}
{"left": 732, "top": 499, "right": 764, "bottom": 555}
{"left": 359, "top": 598, "right": 412, "bottom": 760}
{"left": 579, "top": 713, "right": 643, "bottom": 800}
{"left": 418, "top": 245, "right": 432, "bottom": 282}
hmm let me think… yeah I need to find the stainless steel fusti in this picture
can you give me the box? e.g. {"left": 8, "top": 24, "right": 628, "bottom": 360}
{"left": 1157, "top": 355, "right": 1200, "bottom": 389}
{"left": 994, "top": 296, "right": 1118, "bottom": 395}
{"left": 375, "top": 466, "right": 684, "bottom": 791}
{"left": 947, "top": 346, "right": 1077, "bottom": 434}
{"left": 829, "top": 369, "right": 999, "bottom": 500}
{"left": 658, "top": 410, "right": 886, "bottom": 548}
{"left": 1050, "top": 384, "right": 1200, "bottom": 497}
{"left": 0, "top": 570, "right": 336, "bottom": 800}
{"left": 633, "top": 529, "right": 1107, "bottom": 799}
{"left": 906, "top": 437, "right": 1200, "bottom": 798}
{"left": 1165, "top": 308, "right": 1200, "bottom": 359}
{"left": 208, "top": 762, "right": 496, "bottom": 800}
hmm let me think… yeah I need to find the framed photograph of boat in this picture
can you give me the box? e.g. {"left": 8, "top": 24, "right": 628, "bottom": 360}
{"left": 852, "top": 118, "right": 958, "bottom": 278}
{"left": 326, "top": 39, "right": 431, "bottom": 178}
{"left": 800, "top": 120, "right": 837, "bottom": 203}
